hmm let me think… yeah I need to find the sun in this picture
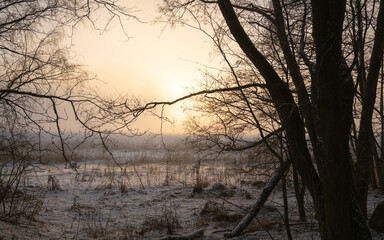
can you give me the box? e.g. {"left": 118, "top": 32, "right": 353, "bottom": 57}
{"left": 157, "top": 69, "right": 192, "bottom": 99}
{"left": 156, "top": 71, "right": 193, "bottom": 127}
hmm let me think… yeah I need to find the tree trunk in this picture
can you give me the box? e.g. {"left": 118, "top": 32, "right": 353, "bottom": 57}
{"left": 217, "top": 0, "right": 322, "bottom": 205}
{"left": 355, "top": 0, "right": 384, "bottom": 214}
{"left": 311, "top": 1, "right": 371, "bottom": 238}
{"left": 379, "top": 68, "right": 384, "bottom": 191}
{"left": 217, "top": 0, "right": 372, "bottom": 239}
{"left": 370, "top": 132, "right": 379, "bottom": 189}
{"left": 293, "top": 163, "right": 307, "bottom": 222}
{"left": 281, "top": 162, "right": 293, "bottom": 240}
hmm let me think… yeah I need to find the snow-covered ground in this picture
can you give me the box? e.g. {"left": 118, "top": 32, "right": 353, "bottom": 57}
{"left": 0, "top": 156, "right": 383, "bottom": 240}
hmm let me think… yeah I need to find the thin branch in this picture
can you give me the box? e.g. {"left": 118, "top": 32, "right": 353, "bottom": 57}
{"left": 128, "top": 82, "right": 267, "bottom": 117}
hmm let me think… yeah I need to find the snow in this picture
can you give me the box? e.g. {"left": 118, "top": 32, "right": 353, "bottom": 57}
{"left": 0, "top": 155, "right": 383, "bottom": 240}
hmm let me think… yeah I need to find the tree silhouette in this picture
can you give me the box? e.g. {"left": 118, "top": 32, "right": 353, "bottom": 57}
{"left": 142, "top": 0, "right": 384, "bottom": 239}
{"left": 0, "top": 0, "right": 140, "bottom": 165}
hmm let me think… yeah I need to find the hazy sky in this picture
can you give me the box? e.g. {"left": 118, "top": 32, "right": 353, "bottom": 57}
{"left": 70, "top": 1, "right": 216, "bottom": 134}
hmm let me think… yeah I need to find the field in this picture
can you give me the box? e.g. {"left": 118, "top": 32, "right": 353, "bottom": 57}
{"left": 0, "top": 136, "right": 383, "bottom": 240}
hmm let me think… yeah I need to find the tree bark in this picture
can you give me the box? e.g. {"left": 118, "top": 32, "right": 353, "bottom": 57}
{"left": 379, "top": 67, "right": 384, "bottom": 191}
{"left": 311, "top": 1, "right": 372, "bottom": 239}
{"left": 312, "top": 1, "right": 351, "bottom": 238}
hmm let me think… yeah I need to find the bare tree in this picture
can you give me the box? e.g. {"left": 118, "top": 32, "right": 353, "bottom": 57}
{"left": 0, "top": 0, "right": 142, "bottom": 221}
{"left": 0, "top": 0, "right": 143, "bottom": 163}
{"left": 140, "top": 0, "right": 384, "bottom": 239}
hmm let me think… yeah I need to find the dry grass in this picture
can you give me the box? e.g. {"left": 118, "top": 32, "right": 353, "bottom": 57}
{"left": 82, "top": 208, "right": 111, "bottom": 239}
{"left": 91, "top": 167, "right": 133, "bottom": 195}
{"left": 47, "top": 175, "right": 63, "bottom": 191}
{"left": 0, "top": 160, "right": 44, "bottom": 223}
{"left": 0, "top": 189, "right": 43, "bottom": 223}
{"left": 139, "top": 200, "right": 181, "bottom": 235}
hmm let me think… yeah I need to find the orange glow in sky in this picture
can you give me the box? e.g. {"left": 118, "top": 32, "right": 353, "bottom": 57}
{"left": 70, "top": 1, "right": 215, "bottom": 134}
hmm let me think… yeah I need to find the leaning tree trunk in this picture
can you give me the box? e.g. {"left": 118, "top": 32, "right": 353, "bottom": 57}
{"left": 226, "top": 158, "right": 291, "bottom": 238}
